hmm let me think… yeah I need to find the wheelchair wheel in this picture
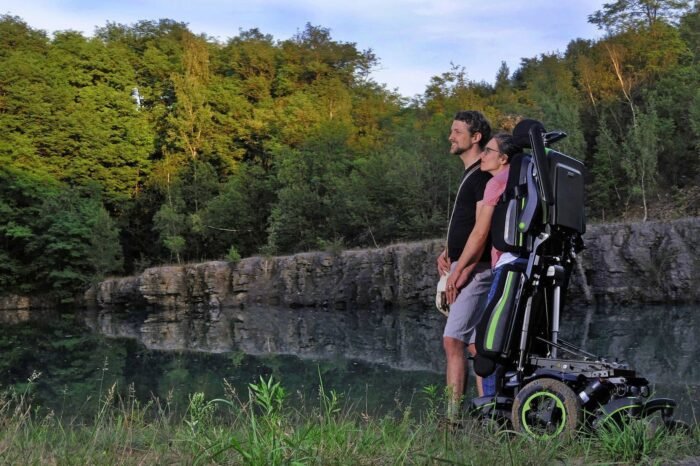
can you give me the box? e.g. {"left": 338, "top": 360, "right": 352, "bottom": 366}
{"left": 512, "top": 378, "right": 582, "bottom": 439}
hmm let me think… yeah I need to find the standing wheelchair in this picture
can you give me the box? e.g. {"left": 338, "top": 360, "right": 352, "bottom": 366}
{"left": 468, "top": 120, "right": 677, "bottom": 439}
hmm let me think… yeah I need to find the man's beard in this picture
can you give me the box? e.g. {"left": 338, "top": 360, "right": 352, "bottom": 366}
{"left": 451, "top": 145, "right": 467, "bottom": 155}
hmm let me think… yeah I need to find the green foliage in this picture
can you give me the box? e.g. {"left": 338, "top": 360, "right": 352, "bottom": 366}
{"left": 88, "top": 197, "right": 124, "bottom": 281}
{"left": 519, "top": 54, "right": 586, "bottom": 159}
{"left": 596, "top": 417, "right": 677, "bottom": 463}
{"left": 185, "top": 391, "right": 215, "bottom": 434}
{"left": 589, "top": 122, "right": 622, "bottom": 220}
{"left": 266, "top": 121, "right": 354, "bottom": 253}
{"left": 621, "top": 102, "right": 664, "bottom": 220}
{"left": 226, "top": 246, "right": 242, "bottom": 263}
{"left": 201, "top": 164, "right": 275, "bottom": 257}
{"left": 1, "top": 375, "right": 698, "bottom": 465}
{"left": 249, "top": 375, "right": 286, "bottom": 418}
{"left": 589, "top": 0, "right": 691, "bottom": 32}
{"left": 420, "top": 384, "right": 444, "bottom": 423}
{"left": 0, "top": 164, "right": 123, "bottom": 297}
{"left": 2, "top": 8, "right": 700, "bottom": 297}
{"left": 153, "top": 194, "right": 187, "bottom": 263}
{"left": 690, "top": 89, "right": 700, "bottom": 148}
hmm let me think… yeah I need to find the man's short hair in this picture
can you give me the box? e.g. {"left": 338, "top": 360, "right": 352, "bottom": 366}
{"left": 454, "top": 110, "right": 492, "bottom": 149}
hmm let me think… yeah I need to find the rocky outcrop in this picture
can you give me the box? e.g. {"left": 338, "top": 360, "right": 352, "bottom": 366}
{"left": 88, "top": 218, "right": 699, "bottom": 312}
{"left": 576, "top": 218, "right": 699, "bottom": 304}
{"left": 89, "top": 242, "right": 443, "bottom": 312}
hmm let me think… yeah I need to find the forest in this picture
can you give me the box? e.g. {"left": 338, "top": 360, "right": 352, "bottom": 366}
{"left": 1, "top": 1, "right": 699, "bottom": 300}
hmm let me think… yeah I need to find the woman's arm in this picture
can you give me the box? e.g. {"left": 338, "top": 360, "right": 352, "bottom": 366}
{"left": 445, "top": 201, "right": 494, "bottom": 303}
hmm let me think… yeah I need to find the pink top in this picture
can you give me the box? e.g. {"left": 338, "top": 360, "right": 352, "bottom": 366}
{"left": 481, "top": 167, "right": 510, "bottom": 267}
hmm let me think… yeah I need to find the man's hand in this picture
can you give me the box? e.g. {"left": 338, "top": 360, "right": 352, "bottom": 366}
{"left": 437, "top": 249, "right": 451, "bottom": 276}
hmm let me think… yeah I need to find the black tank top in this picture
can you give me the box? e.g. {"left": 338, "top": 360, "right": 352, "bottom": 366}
{"left": 446, "top": 161, "right": 492, "bottom": 263}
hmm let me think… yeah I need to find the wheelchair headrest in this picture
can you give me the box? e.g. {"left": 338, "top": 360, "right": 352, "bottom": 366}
{"left": 513, "top": 119, "right": 545, "bottom": 150}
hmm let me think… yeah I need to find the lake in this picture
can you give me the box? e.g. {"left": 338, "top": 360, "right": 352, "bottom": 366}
{"left": 1, "top": 303, "right": 698, "bottom": 423}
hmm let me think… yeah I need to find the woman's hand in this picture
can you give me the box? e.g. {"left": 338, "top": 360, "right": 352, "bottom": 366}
{"left": 446, "top": 268, "right": 472, "bottom": 304}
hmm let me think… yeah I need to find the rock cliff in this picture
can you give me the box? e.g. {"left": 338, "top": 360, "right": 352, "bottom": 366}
{"left": 577, "top": 218, "right": 699, "bottom": 304}
{"left": 88, "top": 218, "right": 699, "bottom": 312}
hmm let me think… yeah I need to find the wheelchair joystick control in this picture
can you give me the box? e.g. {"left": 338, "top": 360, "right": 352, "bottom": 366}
{"left": 579, "top": 379, "right": 605, "bottom": 404}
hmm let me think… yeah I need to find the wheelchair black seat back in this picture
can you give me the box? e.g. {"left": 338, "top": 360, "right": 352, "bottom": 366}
{"left": 474, "top": 119, "right": 585, "bottom": 377}
{"left": 468, "top": 120, "right": 677, "bottom": 439}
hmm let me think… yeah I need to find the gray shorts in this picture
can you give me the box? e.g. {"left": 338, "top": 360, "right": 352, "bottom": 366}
{"left": 443, "top": 262, "right": 493, "bottom": 345}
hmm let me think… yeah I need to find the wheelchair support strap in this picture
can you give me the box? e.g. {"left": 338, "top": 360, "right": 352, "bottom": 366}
{"left": 552, "top": 283, "right": 560, "bottom": 358}
{"left": 547, "top": 265, "right": 566, "bottom": 358}
{"left": 517, "top": 295, "right": 534, "bottom": 372}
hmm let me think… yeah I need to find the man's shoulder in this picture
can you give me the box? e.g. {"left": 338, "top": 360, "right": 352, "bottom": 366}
{"left": 474, "top": 170, "right": 492, "bottom": 181}
{"left": 468, "top": 170, "right": 491, "bottom": 190}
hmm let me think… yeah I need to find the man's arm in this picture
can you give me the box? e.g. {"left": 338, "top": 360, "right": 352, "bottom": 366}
{"left": 445, "top": 201, "right": 494, "bottom": 303}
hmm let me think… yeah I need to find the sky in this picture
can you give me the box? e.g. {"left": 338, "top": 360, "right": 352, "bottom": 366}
{"left": 0, "top": 0, "right": 609, "bottom": 97}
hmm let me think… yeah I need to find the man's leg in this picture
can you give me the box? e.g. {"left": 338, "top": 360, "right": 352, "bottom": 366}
{"left": 444, "top": 335, "right": 467, "bottom": 419}
{"left": 443, "top": 262, "right": 473, "bottom": 419}
{"left": 443, "top": 263, "right": 492, "bottom": 418}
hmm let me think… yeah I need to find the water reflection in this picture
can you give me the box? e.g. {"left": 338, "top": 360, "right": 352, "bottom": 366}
{"left": 83, "top": 305, "right": 446, "bottom": 372}
{"left": 563, "top": 304, "right": 700, "bottom": 386}
{"left": 1, "top": 303, "right": 698, "bottom": 422}
{"left": 561, "top": 304, "right": 700, "bottom": 423}
{"left": 0, "top": 312, "right": 441, "bottom": 419}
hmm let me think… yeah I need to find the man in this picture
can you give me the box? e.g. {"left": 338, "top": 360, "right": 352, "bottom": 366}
{"left": 445, "top": 132, "right": 522, "bottom": 398}
{"left": 436, "top": 110, "right": 493, "bottom": 419}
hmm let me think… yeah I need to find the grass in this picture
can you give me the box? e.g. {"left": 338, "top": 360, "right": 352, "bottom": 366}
{"left": 1, "top": 373, "right": 699, "bottom": 466}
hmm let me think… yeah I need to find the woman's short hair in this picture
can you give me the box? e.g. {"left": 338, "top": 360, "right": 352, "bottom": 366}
{"left": 491, "top": 133, "right": 519, "bottom": 161}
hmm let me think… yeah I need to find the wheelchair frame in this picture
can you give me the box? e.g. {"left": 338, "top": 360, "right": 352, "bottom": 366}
{"left": 468, "top": 122, "right": 677, "bottom": 439}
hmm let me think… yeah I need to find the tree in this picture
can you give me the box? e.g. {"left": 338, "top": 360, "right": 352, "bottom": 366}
{"left": 517, "top": 54, "right": 586, "bottom": 159}
{"left": 0, "top": 14, "right": 48, "bottom": 58}
{"left": 621, "top": 103, "right": 664, "bottom": 221}
{"left": 201, "top": 164, "right": 276, "bottom": 257}
{"left": 152, "top": 188, "right": 187, "bottom": 264}
{"left": 222, "top": 28, "right": 276, "bottom": 103}
{"left": 691, "top": 88, "right": 700, "bottom": 151}
{"left": 495, "top": 61, "right": 511, "bottom": 92}
{"left": 285, "top": 23, "right": 376, "bottom": 87}
{"left": 589, "top": 121, "right": 623, "bottom": 220}
{"left": 0, "top": 28, "right": 155, "bottom": 208}
{"left": 26, "top": 187, "right": 123, "bottom": 299}
{"left": 339, "top": 145, "right": 444, "bottom": 246}
{"left": 0, "top": 164, "right": 58, "bottom": 294}
{"left": 86, "top": 189, "right": 124, "bottom": 281}
{"left": 589, "top": 0, "right": 691, "bottom": 32}
{"left": 266, "top": 121, "right": 353, "bottom": 253}
{"left": 167, "top": 34, "right": 212, "bottom": 162}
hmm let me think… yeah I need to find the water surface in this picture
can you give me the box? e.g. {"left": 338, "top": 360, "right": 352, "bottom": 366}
{"left": 1, "top": 303, "right": 697, "bottom": 423}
